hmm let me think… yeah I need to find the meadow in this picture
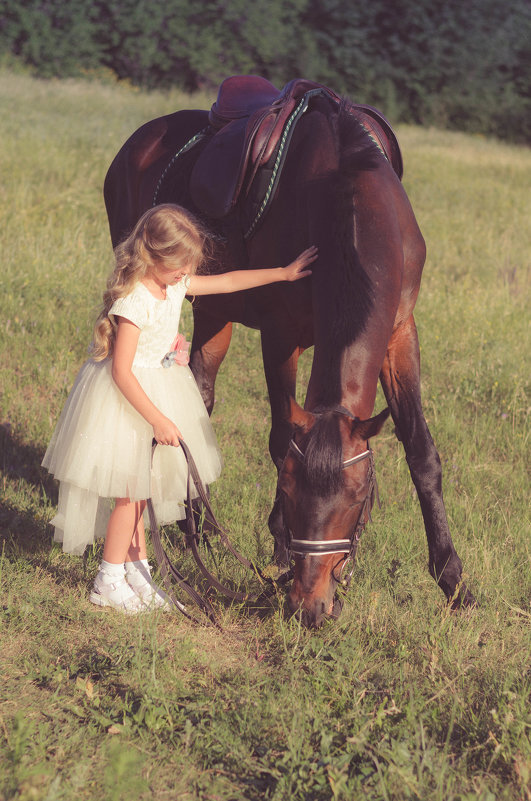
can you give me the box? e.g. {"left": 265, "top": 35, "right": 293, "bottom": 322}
{"left": 0, "top": 71, "right": 529, "bottom": 800}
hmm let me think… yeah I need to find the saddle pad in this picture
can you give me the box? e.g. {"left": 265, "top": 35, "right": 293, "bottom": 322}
{"left": 190, "top": 119, "right": 248, "bottom": 218}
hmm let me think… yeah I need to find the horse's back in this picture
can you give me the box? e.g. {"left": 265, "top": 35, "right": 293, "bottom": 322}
{"left": 104, "top": 109, "right": 208, "bottom": 247}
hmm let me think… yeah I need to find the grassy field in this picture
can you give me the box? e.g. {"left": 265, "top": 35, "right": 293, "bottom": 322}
{"left": 0, "top": 71, "right": 529, "bottom": 801}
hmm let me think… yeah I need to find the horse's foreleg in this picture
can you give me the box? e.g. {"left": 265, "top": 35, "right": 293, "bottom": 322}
{"left": 189, "top": 312, "right": 233, "bottom": 415}
{"left": 261, "top": 331, "right": 302, "bottom": 566}
{"left": 380, "top": 316, "right": 476, "bottom": 607}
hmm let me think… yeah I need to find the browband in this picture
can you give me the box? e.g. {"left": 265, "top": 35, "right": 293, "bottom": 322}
{"left": 289, "top": 439, "right": 371, "bottom": 468}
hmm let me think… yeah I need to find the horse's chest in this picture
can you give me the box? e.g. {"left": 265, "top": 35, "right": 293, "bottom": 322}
{"left": 248, "top": 283, "right": 313, "bottom": 343}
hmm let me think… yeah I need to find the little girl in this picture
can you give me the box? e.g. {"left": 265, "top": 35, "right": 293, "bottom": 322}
{"left": 42, "top": 203, "right": 316, "bottom": 613}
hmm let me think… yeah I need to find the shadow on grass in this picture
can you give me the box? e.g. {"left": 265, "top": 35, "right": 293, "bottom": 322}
{"left": 1, "top": 424, "right": 58, "bottom": 502}
{"left": 0, "top": 500, "right": 50, "bottom": 554}
{"left": 0, "top": 499, "right": 98, "bottom": 589}
{"left": 0, "top": 427, "right": 98, "bottom": 589}
{"left": 0, "top": 425, "right": 58, "bottom": 566}
{"left": 0, "top": 424, "right": 102, "bottom": 585}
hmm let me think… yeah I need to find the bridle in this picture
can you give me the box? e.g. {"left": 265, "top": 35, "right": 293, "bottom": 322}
{"left": 285, "top": 407, "right": 379, "bottom": 576}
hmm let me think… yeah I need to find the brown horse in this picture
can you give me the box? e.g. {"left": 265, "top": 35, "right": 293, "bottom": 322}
{"left": 104, "top": 76, "right": 475, "bottom": 626}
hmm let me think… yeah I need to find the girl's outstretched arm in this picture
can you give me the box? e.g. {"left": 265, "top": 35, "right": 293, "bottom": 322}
{"left": 112, "top": 318, "right": 182, "bottom": 446}
{"left": 187, "top": 246, "right": 317, "bottom": 296}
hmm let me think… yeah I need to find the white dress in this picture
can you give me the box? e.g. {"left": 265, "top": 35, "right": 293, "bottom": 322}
{"left": 42, "top": 277, "right": 222, "bottom": 554}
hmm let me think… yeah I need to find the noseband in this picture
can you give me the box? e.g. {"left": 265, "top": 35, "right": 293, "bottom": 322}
{"left": 286, "top": 407, "right": 378, "bottom": 562}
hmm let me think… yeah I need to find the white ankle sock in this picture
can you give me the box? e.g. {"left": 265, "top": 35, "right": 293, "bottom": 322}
{"left": 124, "top": 559, "right": 169, "bottom": 608}
{"left": 125, "top": 560, "right": 153, "bottom": 591}
{"left": 99, "top": 560, "right": 126, "bottom": 581}
{"left": 125, "top": 558, "right": 149, "bottom": 575}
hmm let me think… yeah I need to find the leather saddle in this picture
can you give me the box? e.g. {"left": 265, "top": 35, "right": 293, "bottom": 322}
{"left": 189, "top": 75, "right": 403, "bottom": 230}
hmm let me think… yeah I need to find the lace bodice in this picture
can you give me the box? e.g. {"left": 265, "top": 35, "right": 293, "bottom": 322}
{"left": 109, "top": 278, "right": 190, "bottom": 368}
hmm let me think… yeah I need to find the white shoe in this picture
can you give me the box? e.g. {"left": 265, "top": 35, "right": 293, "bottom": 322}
{"left": 90, "top": 573, "right": 146, "bottom": 614}
{"left": 125, "top": 561, "right": 171, "bottom": 610}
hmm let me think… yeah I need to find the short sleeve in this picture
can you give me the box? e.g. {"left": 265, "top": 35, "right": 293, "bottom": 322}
{"left": 109, "top": 289, "right": 149, "bottom": 329}
{"left": 166, "top": 275, "right": 191, "bottom": 301}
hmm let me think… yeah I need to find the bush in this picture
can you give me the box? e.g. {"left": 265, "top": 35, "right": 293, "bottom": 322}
{"left": 0, "top": 0, "right": 529, "bottom": 142}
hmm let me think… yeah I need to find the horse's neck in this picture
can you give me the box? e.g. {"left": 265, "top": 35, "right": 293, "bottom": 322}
{"left": 305, "top": 336, "right": 379, "bottom": 419}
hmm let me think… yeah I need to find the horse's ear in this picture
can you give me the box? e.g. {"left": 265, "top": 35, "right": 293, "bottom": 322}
{"left": 351, "top": 407, "right": 390, "bottom": 441}
{"left": 287, "top": 396, "right": 315, "bottom": 432}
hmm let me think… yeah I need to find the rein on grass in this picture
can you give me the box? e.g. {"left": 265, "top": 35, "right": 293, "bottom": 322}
{"left": 147, "top": 439, "right": 293, "bottom": 626}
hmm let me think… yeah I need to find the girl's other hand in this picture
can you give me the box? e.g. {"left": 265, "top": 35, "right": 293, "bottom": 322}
{"left": 283, "top": 246, "right": 318, "bottom": 282}
{"left": 153, "top": 416, "right": 182, "bottom": 447}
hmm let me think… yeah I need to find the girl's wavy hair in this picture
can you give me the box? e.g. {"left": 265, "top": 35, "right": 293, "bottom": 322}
{"left": 91, "top": 204, "right": 210, "bottom": 361}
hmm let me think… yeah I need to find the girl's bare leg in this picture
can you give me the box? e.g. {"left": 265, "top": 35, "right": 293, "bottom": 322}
{"left": 126, "top": 503, "right": 147, "bottom": 562}
{"left": 93, "top": 498, "right": 168, "bottom": 610}
{"left": 91, "top": 497, "right": 147, "bottom": 612}
{"left": 103, "top": 498, "right": 147, "bottom": 563}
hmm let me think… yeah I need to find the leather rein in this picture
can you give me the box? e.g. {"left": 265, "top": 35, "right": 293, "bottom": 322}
{"left": 147, "top": 438, "right": 291, "bottom": 626}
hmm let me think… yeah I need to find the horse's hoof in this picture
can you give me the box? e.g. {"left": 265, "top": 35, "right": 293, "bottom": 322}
{"left": 450, "top": 584, "right": 478, "bottom": 610}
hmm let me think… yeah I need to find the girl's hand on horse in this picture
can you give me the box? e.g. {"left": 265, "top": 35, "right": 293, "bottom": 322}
{"left": 282, "top": 246, "right": 318, "bottom": 281}
{"left": 186, "top": 246, "right": 318, "bottom": 295}
{"left": 152, "top": 415, "right": 182, "bottom": 447}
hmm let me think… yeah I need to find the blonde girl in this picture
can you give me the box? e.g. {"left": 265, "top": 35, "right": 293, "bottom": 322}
{"left": 42, "top": 204, "right": 316, "bottom": 613}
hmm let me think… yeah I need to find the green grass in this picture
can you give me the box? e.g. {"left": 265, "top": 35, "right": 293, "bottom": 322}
{"left": 1, "top": 71, "right": 530, "bottom": 801}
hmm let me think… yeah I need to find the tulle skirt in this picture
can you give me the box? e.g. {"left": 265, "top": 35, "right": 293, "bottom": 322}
{"left": 42, "top": 359, "right": 222, "bottom": 554}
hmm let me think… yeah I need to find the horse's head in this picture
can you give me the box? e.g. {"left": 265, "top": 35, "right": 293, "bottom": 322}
{"left": 278, "top": 400, "right": 390, "bottom": 627}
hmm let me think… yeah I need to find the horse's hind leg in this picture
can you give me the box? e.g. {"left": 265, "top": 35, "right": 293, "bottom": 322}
{"left": 380, "top": 315, "right": 476, "bottom": 607}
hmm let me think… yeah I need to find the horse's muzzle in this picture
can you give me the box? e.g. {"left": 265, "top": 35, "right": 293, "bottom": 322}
{"left": 287, "top": 592, "right": 343, "bottom": 628}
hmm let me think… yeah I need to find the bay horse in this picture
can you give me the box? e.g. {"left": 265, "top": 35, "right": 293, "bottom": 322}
{"left": 104, "top": 76, "right": 475, "bottom": 626}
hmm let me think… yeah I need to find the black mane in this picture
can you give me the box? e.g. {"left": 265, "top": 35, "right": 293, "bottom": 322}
{"left": 301, "top": 411, "right": 344, "bottom": 496}
{"left": 313, "top": 101, "right": 382, "bottom": 407}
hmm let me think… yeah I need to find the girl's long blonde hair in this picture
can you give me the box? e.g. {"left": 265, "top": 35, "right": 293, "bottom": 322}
{"left": 92, "top": 204, "right": 208, "bottom": 360}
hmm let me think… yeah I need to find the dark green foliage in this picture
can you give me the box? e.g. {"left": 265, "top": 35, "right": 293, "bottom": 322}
{"left": 299, "top": 0, "right": 531, "bottom": 142}
{"left": 0, "top": 0, "right": 529, "bottom": 142}
{"left": 0, "top": 0, "right": 103, "bottom": 76}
